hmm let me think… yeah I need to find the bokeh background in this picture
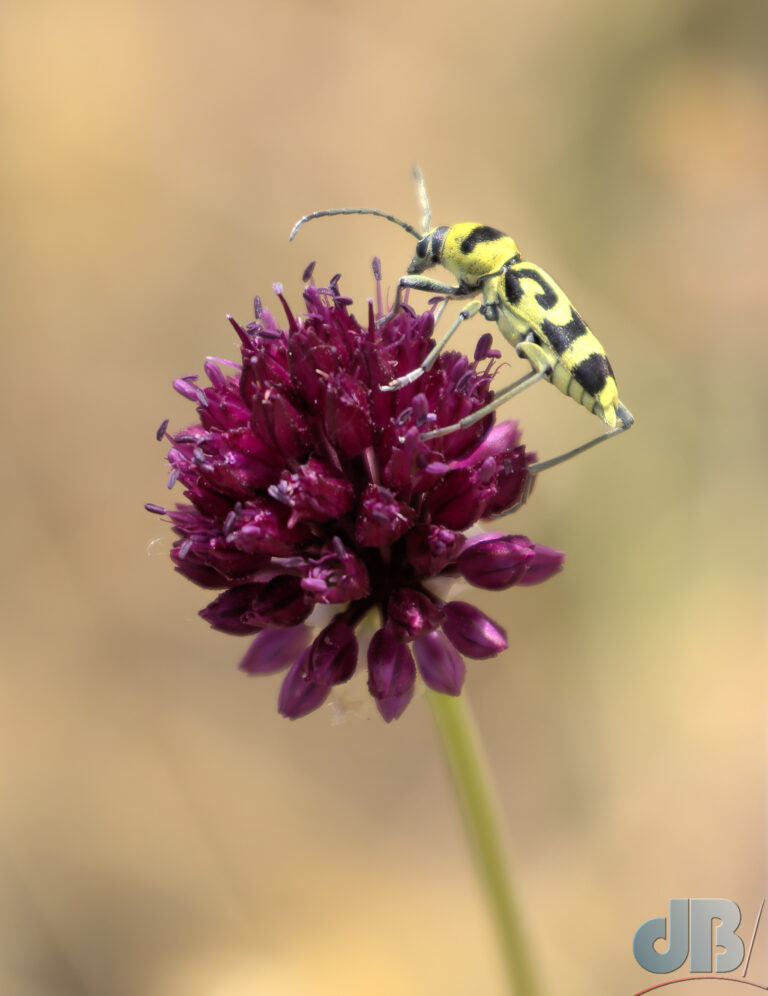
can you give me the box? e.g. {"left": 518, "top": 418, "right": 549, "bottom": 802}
{"left": 2, "top": 0, "right": 766, "bottom": 993}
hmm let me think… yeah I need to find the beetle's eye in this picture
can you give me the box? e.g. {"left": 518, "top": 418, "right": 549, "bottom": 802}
{"left": 415, "top": 239, "right": 428, "bottom": 259}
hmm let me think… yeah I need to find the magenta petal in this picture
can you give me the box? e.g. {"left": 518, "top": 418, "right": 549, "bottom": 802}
{"left": 405, "top": 524, "right": 465, "bottom": 576}
{"left": 387, "top": 587, "right": 443, "bottom": 639}
{"left": 239, "top": 625, "right": 312, "bottom": 674}
{"left": 413, "top": 631, "right": 466, "bottom": 695}
{"left": 199, "top": 585, "right": 264, "bottom": 635}
{"left": 518, "top": 544, "right": 565, "bottom": 585}
{"left": 367, "top": 626, "right": 416, "bottom": 723}
{"left": 278, "top": 650, "right": 332, "bottom": 719}
{"left": 308, "top": 617, "right": 358, "bottom": 685}
{"left": 457, "top": 534, "right": 535, "bottom": 590}
{"left": 241, "top": 575, "right": 314, "bottom": 628}
{"left": 354, "top": 483, "right": 415, "bottom": 547}
{"left": 442, "top": 601, "right": 508, "bottom": 659}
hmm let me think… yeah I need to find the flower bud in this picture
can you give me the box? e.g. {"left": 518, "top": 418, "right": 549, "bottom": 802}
{"left": 405, "top": 524, "right": 465, "bottom": 576}
{"left": 457, "top": 534, "right": 535, "bottom": 589}
{"left": 278, "top": 650, "right": 332, "bottom": 720}
{"left": 308, "top": 617, "right": 358, "bottom": 685}
{"left": 241, "top": 575, "right": 314, "bottom": 628}
{"left": 387, "top": 587, "right": 443, "bottom": 639}
{"left": 413, "top": 631, "right": 466, "bottom": 695}
{"left": 239, "top": 625, "right": 312, "bottom": 675}
{"left": 517, "top": 544, "right": 565, "bottom": 585}
{"left": 355, "top": 484, "right": 415, "bottom": 547}
{"left": 442, "top": 601, "right": 508, "bottom": 659}
{"left": 367, "top": 626, "right": 416, "bottom": 723}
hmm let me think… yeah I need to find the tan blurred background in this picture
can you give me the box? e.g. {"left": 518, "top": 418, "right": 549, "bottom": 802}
{"left": 1, "top": 0, "right": 766, "bottom": 993}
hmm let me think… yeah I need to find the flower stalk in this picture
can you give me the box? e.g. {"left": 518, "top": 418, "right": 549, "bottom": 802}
{"left": 427, "top": 688, "right": 541, "bottom": 996}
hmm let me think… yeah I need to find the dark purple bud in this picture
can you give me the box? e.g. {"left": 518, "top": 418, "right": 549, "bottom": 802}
{"left": 387, "top": 587, "right": 443, "bottom": 639}
{"left": 251, "top": 386, "right": 311, "bottom": 459}
{"left": 413, "top": 631, "right": 466, "bottom": 695}
{"left": 425, "top": 468, "right": 487, "bottom": 530}
{"left": 324, "top": 373, "right": 374, "bottom": 458}
{"left": 270, "top": 458, "right": 355, "bottom": 528}
{"left": 517, "top": 544, "right": 565, "bottom": 585}
{"left": 308, "top": 617, "right": 358, "bottom": 685}
{"left": 367, "top": 626, "right": 416, "bottom": 723}
{"left": 355, "top": 484, "right": 416, "bottom": 547}
{"left": 199, "top": 585, "right": 265, "bottom": 635}
{"left": 442, "top": 601, "right": 508, "bottom": 659}
{"left": 405, "top": 524, "right": 465, "bottom": 576}
{"left": 241, "top": 575, "right": 314, "bottom": 628}
{"left": 380, "top": 425, "right": 423, "bottom": 495}
{"left": 228, "top": 499, "right": 312, "bottom": 556}
{"left": 170, "top": 545, "right": 232, "bottom": 588}
{"left": 172, "top": 555, "right": 231, "bottom": 588}
{"left": 483, "top": 447, "right": 533, "bottom": 517}
{"left": 298, "top": 539, "right": 370, "bottom": 604}
{"left": 239, "top": 625, "right": 313, "bottom": 674}
{"left": 457, "top": 534, "right": 535, "bottom": 589}
{"left": 278, "top": 649, "right": 332, "bottom": 720}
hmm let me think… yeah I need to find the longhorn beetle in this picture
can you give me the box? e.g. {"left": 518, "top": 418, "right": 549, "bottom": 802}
{"left": 289, "top": 167, "right": 634, "bottom": 480}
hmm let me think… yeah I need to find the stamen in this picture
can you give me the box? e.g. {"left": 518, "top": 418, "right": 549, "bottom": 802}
{"left": 302, "top": 261, "right": 316, "bottom": 283}
{"left": 227, "top": 315, "right": 252, "bottom": 347}
{"left": 474, "top": 333, "right": 494, "bottom": 362}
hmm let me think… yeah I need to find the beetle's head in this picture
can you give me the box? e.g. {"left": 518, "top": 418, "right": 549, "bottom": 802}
{"left": 407, "top": 226, "right": 448, "bottom": 274}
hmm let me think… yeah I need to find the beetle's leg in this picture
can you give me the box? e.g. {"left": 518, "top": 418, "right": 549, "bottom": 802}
{"left": 383, "top": 298, "right": 483, "bottom": 391}
{"left": 514, "top": 338, "right": 554, "bottom": 374}
{"left": 377, "top": 275, "right": 472, "bottom": 329}
{"left": 486, "top": 403, "right": 635, "bottom": 515}
{"left": 528, "top": 404, "right": 635, "bottom": 475}
{"left": 419, "top": 367, "right": 551, "bottom": 439}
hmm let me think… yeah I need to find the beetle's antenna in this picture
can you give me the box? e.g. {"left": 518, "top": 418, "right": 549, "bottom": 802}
{"left": 413, "top": 165, "right": 431, "bottom": 234}
{"left": 289, "top": 208, "right": 421, "bottom": 242}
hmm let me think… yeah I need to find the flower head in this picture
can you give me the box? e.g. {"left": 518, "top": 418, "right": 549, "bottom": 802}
{"left": 147, "top": 268, "right": 564, "bottom": 721}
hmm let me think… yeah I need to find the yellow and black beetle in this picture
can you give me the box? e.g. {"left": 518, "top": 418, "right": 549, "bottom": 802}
{"left": 290, "top": 167, "right": 633, "bottom": 478}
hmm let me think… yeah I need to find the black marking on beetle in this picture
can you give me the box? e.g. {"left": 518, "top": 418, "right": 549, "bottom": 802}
{"left": 503, "top": 267, "right": 524, "bottom": 304}
{"left": 460, "top": 226, "right": 506, "bottom": 254}
{"left": 540, "top": 309, "right": 589, "bottom": 355}
{"left": 572, "top": 353, "right": 612, "bottom": 396}
{"left": 430, "top": 226, "right": 448, "bottom": 262}
{"left": 512, "top": 267, "right": 558, "bottom": 309}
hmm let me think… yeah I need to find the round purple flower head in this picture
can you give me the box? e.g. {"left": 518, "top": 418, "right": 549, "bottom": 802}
{"left": 147, "top": 266, "right": 564, "bottom": 721}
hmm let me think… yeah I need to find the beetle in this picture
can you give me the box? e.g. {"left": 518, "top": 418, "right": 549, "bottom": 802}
{"left": 290, "top": 167, "right": 633, "bottom": 478}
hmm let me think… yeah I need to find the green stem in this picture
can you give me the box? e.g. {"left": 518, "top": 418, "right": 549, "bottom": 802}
{"left": 427, "top": 689, "right": 542, "bottom": 996}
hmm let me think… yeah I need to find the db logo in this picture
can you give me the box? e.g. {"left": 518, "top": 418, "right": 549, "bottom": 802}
{"left": 633, "top": 898, "right": 766, "bottom": 992}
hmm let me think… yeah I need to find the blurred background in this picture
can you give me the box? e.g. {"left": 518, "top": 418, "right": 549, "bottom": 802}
{"left": 1, "top": 0, "right": 766, "bottom": 993}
